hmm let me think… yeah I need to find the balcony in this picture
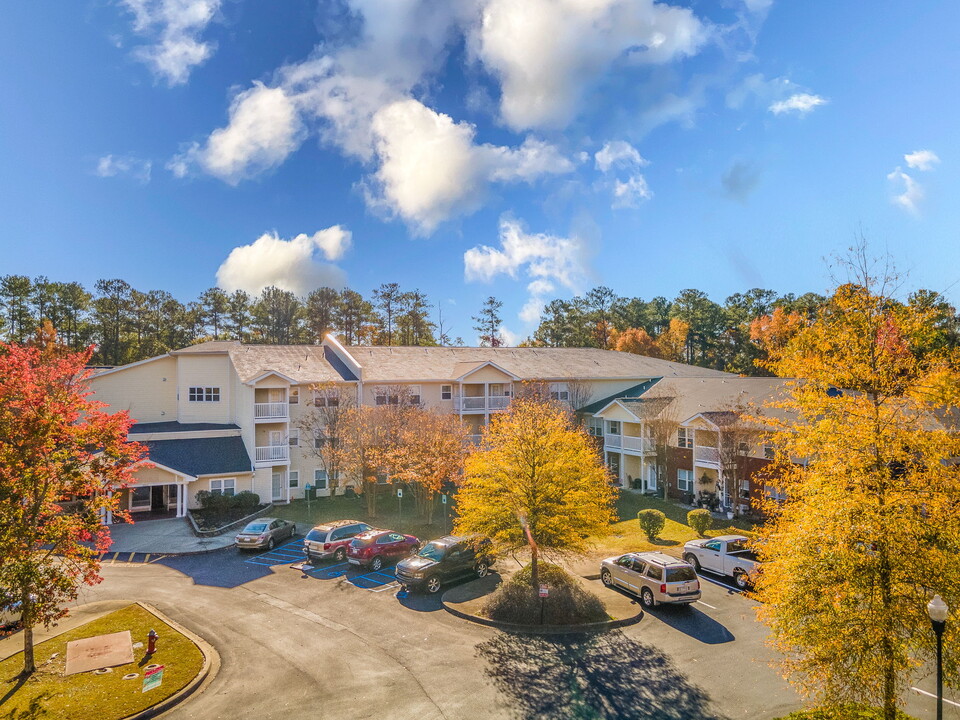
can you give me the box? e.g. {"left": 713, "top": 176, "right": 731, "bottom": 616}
{"left": 465, "top": 434, "right": 483, "bottom": 445}
{"left": 604, "top": 433, "right": 621, "bottom": 448}
{"left": 454, "top": 396, "right": 512, "bottom": 412}
{"left": 622, "top": 435, "right": 653, "bottom": 453}
{"left": 255, "top": 402, "right": 289, "bottom": 421}
{"left": 255, "top": 445, "right": 290, "bottom": 464}
{"left": 694, "top": 446, "right": 720, "bottom": 465}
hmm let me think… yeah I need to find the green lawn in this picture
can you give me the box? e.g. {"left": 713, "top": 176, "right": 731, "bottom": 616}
{"left": 586, "top": 492, "right": 760, "bottom": 558}
{"left": 0, "top": 604, "right": 204, "bottom": 720}
{"left": 272, "top": 493, "right": 457, "bottom": 543}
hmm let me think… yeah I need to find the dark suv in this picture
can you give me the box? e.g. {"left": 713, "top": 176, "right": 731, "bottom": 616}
{"left": 303, "top": 520, "right": 373, "bottom": 562}
{"left": 396, "top": 536, "right": 494, "bottom": 594}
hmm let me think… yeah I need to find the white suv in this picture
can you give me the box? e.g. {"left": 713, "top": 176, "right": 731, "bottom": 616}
{"left": 600, "top": 551, "right": 701, "bottom": 608}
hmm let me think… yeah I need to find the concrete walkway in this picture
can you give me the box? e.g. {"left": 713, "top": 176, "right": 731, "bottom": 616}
{"left": 107, "top": 517, "right": 235, "bottom": 555}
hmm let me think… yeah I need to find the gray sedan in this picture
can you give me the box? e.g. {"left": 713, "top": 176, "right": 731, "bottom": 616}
{"left": 235, "top": 517, "right": 297, "bottom": 551}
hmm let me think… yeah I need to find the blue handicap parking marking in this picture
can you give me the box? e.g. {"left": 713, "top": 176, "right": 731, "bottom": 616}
{"left": 346, "top": 568, "right": 399, "bottom": 590}
{"left": 304, "top": 562, "right": 350, "bottom": 580}
{"left": 244, "top": 539, "right": 308, "bottom": 567}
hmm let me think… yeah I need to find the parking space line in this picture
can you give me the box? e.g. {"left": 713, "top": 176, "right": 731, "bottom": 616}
{"left": 147, "top": 555, "right": 166, "bottom": 564}
{"left": 144, "top": 554, "right": 150, "bottom": 563}
{"left": 911, "top": 687, "right": 960, "bottom": 708}
{"left": 696, "top": 600, "right": 717, "bottom": 610}
{"left": 110, "top": 552, "right": 119, "bottom": 565}
{"left": 370, "top": 582, "right": 401, "bottom": 593}
{"left": 128, "top": 552, "right": 136, "bottom": 562}
{"left": 698, "top": 574, "right": 744, "bottom": 594}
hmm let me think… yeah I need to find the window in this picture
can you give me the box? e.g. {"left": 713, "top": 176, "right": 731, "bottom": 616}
{"left": 313, "top": 391, "right": 340, "bottom": 407}
{"left": 703, "top": 540, "right": 721, "bottom": 552}
{"left": 677, "top": 427, "right": 693, "bottom": 449}
{"left": 314, "top": 430, "right": 327, "bottom": 450}
{"left": 587, "top": 417, "right": 603, "bottom": 437}
{"left": 131, "top": 486, "right": 151, "bottom": 510}
{"left": 763, "top": 444, "right": 775, "bottom": 460}
{"left": 740, "top": 480, "right": 751, "bottom": 499}
{"left": 314, "top": 470, "right": 328, "bottom": 490}
{"left": 607, "top": 420, "right": 621, "bottom": 436}
{"left": 210, "top": 478, "right": 236, "bottom": 496}
{"left": 646, "top": 564, "right": 663, "bottom": 581}
{"left": 677, "top": 469, "right": 694, "bottom": 492}
{"left": 289, "top": 471, "right": 299, "bottom": 489}
{"left": 441, "top": 384, "right": 452, "bottom": 400}
{"left": 737, "top": 441, "right": 749, "bottom": 454}
{"left": 289, "top": 388, "right": 299, "bottom": 404}
{"left": 550, "top": 383, "right": 569, "bottom": 401}
{"left": 374, "top": 392, "right": 399, "bottom": 406}
{"left": 188, "top": 386, "right": 220, "bottom": 402}
{"left": 407, "top": 385, "right": 421, "bottom": 405}
{"left": 376, "top": 472, "right": 389, "bottom": 485}
{"left": 288, "top": 429, "right": 299, "bottom": 447}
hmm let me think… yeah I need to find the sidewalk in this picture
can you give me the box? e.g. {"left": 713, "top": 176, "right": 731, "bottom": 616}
{"left": 107, "top": 517, "right": 235, "bottom": 555}
{"left": 0, "top": 599, "right": 130, "bottom": 661}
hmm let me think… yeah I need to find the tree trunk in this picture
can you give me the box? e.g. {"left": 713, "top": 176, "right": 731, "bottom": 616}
{"left": 22, "top": 623, "right": 34, "bottom": 676}
{"left": 529, "top": 544, "right": 539, "bottom": 594}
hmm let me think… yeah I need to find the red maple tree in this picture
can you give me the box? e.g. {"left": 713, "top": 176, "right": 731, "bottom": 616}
{"left": 0, "top": 337, "right": 147, "bottom": 675}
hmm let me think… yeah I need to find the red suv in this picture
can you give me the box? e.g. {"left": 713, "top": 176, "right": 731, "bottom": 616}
{"left": 347, "top": 529, "right": 419, "bottom": 571}
{"left": 303, "top": 520, "right": 373, "bottom": 563}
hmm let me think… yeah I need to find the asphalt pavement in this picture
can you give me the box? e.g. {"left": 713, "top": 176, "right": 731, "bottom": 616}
{"left": 59, "top": 544, "right": 958, "bottom": 720}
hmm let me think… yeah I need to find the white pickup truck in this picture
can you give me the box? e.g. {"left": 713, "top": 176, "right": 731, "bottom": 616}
{"left": 682, "top": 534, "right": 760, "bottom": 590}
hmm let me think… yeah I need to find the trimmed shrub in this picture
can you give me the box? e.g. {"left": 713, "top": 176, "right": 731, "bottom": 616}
{"left": 232, "top": 491, "right": 260, "bottom": 512}
{"left": 687, "top": 508, "right": 713, "bottom": 537}
{"left": 637, "top": 508, "right": 666, "bottom": 541}
{"left": 774, "top": 705, "right": 918, "bottom": 720}
{"left": 484, "top": 562, "right": 607, "bottom": 626}
{"left": 195, "top": 490, "right": 231, "bottom": 514}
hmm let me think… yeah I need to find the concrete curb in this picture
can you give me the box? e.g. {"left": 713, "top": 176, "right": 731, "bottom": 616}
{"left": 121, "top": 602, "right": 221, "bottom": 720}
{"left": 186, "top": 503, "right": 274, "bottom": 538}
{"left": 440, "top": 592, "right": 643, "bottom": 635}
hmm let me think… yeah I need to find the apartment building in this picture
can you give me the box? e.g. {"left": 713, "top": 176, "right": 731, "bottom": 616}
{"left": 584, "top": 376, "right": 792, "bottom": 513}
{"left": 89, "top": 335, "right": 733, "bottom": 516}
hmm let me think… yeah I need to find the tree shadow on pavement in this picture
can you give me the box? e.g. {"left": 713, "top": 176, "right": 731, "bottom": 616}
{"left": 477, "top": 630, "right": 729, "bottom": 720}
{"left": 643, "top": 605, "right": 736, "bottom": 645}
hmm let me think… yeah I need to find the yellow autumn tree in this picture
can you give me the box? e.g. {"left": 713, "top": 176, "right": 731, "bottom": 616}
{"left": 655, "top": 318, "right": 690, "bottom": 362}
{"left": 454, "top": 394, "right": 615, "bottom": 591}
{"left": 755, "top": 276, "right": 960, "bottom": 719}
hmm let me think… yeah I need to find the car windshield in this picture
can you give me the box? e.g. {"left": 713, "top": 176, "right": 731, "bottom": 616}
{"left": 306, "top": 529, "right": 326, "bottom": 542}
{"left": 665, "top": 566, "right": 697, "bottom": 583}
{"left": 418, "top": 542, "right": 446, "bottom": 561}
{"left": 245, "top": 523, "right": 268, "bottom": 533}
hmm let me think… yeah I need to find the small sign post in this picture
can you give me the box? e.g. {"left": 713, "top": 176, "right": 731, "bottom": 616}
{"left": 539, "top": 585, "right": 549, "bottom": 625}
{"left": 142, "top": 665, "right": 164, "bottom": 693}
{"left": 441, "top": 494, "right": 448, "bottom": 535}
{"left": 397, "top": 487, "right": 403, "bottom": 531}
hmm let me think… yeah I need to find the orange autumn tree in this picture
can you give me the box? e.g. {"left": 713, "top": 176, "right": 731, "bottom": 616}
{"left": 755, "top": 275, "right": 960, "bottom": 719}
{"left": 0, "top": 338, "right": 147, "bottom": 676}
{"left": 455, "top": 394, "right": 614, "bottom": 592}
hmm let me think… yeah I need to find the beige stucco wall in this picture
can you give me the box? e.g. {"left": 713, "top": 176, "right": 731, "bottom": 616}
{"left": 89, "top": 356, "right": 177, "bottom": 423}
{"left": 177, "top": 354, "right": 233, "bottom": 424}
{"left": 460, "top": 366, "right": 515, "bottom": 383}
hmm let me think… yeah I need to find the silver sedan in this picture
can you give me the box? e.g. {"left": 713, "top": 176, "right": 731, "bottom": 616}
{"left": 235, "top": 517, "right": 297, "bottom": 551}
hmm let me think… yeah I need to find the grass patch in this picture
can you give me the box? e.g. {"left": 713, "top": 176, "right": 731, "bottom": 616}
{"left": 774, "top": 705, "right": 919, "bottom": 720}
{"left": 587, "top": 492, "right": 760, "bottom": 558}
{"left": 484, "top": 562, "right": 608, "bottom": 626}
{"left": 272, "top": 494, "right": 454, "bottom": 543}
{"left": 0, "top": 604, "right": 204, "bottom": 720}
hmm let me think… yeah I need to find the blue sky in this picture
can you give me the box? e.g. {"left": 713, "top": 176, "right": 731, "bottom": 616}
{"left": 2, "top": 0, "right": 958, "bottom": 343}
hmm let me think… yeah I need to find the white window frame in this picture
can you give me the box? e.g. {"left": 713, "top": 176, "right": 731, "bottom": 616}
{"left": 607, "top": 420, "right": 621, "bottom": 436}
{"left": 210, "top": 478, "right": 236, "bottom": 496}
{"left": 188, "top": 386, "right": 220, "bottom": 402}
{"left": 289, "top": 470, "right": 300, "bottom": 488}
{"left": 587, "top": 417, "right": 603, "bottom": 437}
{"left": 677, "top": 469, "right": 693, "bottom": 492}
{"left": 407, "top": 385, "right": 421, "bottom": 405}
{"left": 549, "top": 383, "right": 569, "bottom": 402}
{"left": 288, "top": 429, "right": 299, "bottom": 447}
{"left": 314, "top": 469, "right": 328, "bottom": 490}
{"left": 314, "top": 429, "right": 326, "bottom": 449}
{"left": 441, "top": 384, "right": 452, "bottom": 400}
{"left": 677, "top": 428, "right": 693, "bottom": 449}
{"left": 289, "top": 388, "right": 299, "bottom": 404}
{"left": 763, "top": 444, "right": 775, "bottom": 460}
{"left": 130, "top": 486, "right": 151, "bottom": 510}
{"left": 313, "top": 390, "right": 341, "bottom": 407}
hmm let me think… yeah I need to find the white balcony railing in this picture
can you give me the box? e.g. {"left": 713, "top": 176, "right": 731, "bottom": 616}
{"left": 254, "top": 402, "right": 288, "bottom": 420}
{"left": 454, "top": 396, "right": 512, "bottom": 412}
{"left": 465, "top": 434, "right": 483, "bottom": 445}
{"left": 604, "top": 433, "right": 622, "bottom": 448}
{"left": 255, "top": 445, "right": 290, "bottom": 463}
{"left": 622, "top": 435, "right": 653, "bottom": 453}
{"left": 695, "top": 446, "right": 720, "bottom": 464}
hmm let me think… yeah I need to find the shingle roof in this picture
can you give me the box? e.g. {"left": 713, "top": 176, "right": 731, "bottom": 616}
{"left": 227, "top": 345, "right": 346, "bottom": 385}
{"left": 130, "top": 421, "right": 240, "bottom": 434}
{"left": 143, "top": 436, "right": 252, "bottom": 478}
{"left": 578, "top": 379, "right": 662, "bottom": 414}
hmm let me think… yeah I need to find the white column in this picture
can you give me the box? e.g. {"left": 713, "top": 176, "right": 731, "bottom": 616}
{"left": 639, "top": 455, "right": 645, "bottom": 492}
{"left": 484, "top": 382, "right": 489, "bottom": 411}
{"left": 105, "top": 491, "right": 113, "bottom": 525}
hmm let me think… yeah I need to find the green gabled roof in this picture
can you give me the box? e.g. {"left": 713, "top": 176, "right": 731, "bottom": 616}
{"left": 577, "top": 378, "right": 662, "bottom": 415}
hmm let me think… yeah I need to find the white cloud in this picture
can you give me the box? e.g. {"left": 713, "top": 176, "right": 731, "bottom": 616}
{"left": 173, "top": 82, "right": 304, "bottom": 184}
{"left": 768, "top": 93, "right": 827, "bottom": 115}
{"left": 121, "top": 0, "right": 220, "bottom": 86}
{"left": 612, "top": 175, "right": 652, "bottom": 208}
{"left": 366, "top": 99, "right": 572, "bottom": 233}
{"left": 216, "top": 227, "right": 351, "bottom": 296}
{"left": 904, "top": 149, "right": 940, "bottom": 172}
{"left": 465, "top": 218, "right": 588, "bottom": 323}
{"left": 474, "top": 0, "right": 708, "bottom": 130}
{"left": 95, "top": 154, "right": 152, "bottom": 183}
{"left": 497, "top": 325, "right": 520, "bottom": 347}
{"left": 887, "top": 167, "right": 923, "bottom": 215}
{"left": 594, "top": 141, "right": 648, "bottom": 173}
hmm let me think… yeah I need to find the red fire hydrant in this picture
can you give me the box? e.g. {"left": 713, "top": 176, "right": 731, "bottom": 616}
{"left": 147, "top": 629, "right": 158, "bottom": 655}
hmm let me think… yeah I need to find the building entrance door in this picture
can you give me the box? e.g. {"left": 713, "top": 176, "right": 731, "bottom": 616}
{"left": 271, "top": 471, "right": 284, "bottom": 502}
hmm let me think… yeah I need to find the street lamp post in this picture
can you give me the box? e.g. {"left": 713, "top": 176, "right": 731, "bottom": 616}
{"left": 927, "top": 594, "right": 949, "bottom": 720}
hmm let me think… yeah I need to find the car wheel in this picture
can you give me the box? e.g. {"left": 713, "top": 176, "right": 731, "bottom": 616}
{"left": 290, "top": 524, "right": 296, "bottom": 537}
{"left": 370, "top": 556, "right": 383, "bottom": 571}
{"left": 425, "top": 576, "right": 442, "bottom": 594}
{"left": 267, "top": 538, "right": 275, "bottom": 551}
{"left": 683, "top": 554, "right": 701, "bottom": 573}
{"left": 734, "top": 571, "right": 750, "bottom": 590}
{"left": 641, "top": 587, "right": 656, "bottom": 608}
{"left": 476, "top": 561, "right": 489, "bottom": 578}
{"left": 601, "top": 570, "right": 613, "bottom": 587}
{"left": 334, "top": 547, "right": 346, "bottom": 562}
